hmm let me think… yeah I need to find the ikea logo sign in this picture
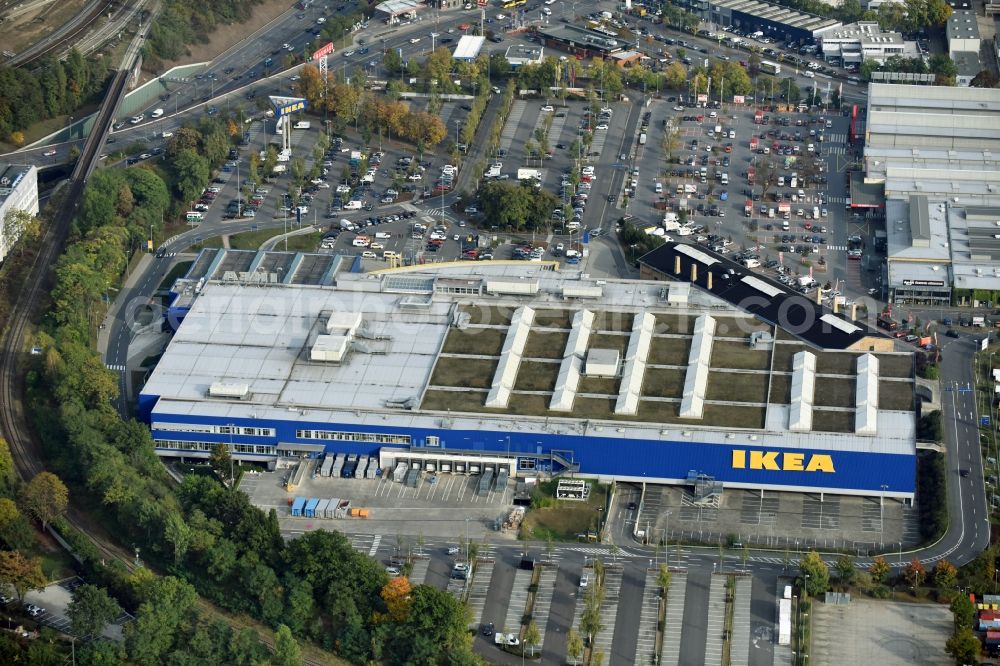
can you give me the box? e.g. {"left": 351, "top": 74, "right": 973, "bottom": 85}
{"left": 732, "top": 450, "right": 835, "bottom": 473}
{"left": 279, "top": 101, "right": 306, "bottom": 115}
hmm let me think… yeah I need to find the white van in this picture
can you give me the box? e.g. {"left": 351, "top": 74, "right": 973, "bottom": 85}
{"left": 293, "top": 121, "right": 311, "bottom": 129}
{"left": 150, "top": 108, "right": 164, "bottom": 119}
{"left": 352, "top": 236, "right": 370, "bottom": 247}
{"left": 743, "top": 258, "right": 761, "bottom": 268}
{"left": 185, "top": 211, "right": 204, "bottom": 222}
{"left": 720, "top": 173, "right": 729, "bottom": 185}
{"left": 813, "top": 207, "right": 820, "bottom": 220}
{"left": 655, "top": 182, "right": 663, "bottom": 194}
{"left": 790, "top": 177, "right": 797, "bottom": 189}
{"left": 777, "top": 176, "right": 785, "bottom": 187}
{"left": 344, "top": 200, "right": 363, "bottom": 210}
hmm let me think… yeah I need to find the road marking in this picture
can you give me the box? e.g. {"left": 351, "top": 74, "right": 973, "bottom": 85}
{"left": 368, "top": 534, "right": 382, "bottom": 557}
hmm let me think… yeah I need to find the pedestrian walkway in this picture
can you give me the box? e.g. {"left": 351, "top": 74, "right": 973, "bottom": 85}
{"left": 531, "top": 566, "right": 558, "bottom": 650}
{"left": 705, "top": 574, "right": 727, "bottom": 666}
{"left": 661, "top": 571, "right": 688, "bottom": 666}
{"left": 591, "top": 565, "right": 623, "bottom": 664}
{"left": 466, "top": 558, "right": 495, "bottom": 629}
{"left": 105, "top": 364, "right": 126, "bottom": 372}
{"left": 503, "top": 567, "right": 534, "bottom": 636}
{"left": 730, "top": 575, "right": 752, "bottom": 666}
{"left": 826, "top": 244, "right": 847, "bottom": 251}
{"left": 634, "top": 568, "right": 662, "bottom": 665}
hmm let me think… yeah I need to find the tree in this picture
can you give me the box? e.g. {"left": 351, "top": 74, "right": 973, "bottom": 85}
{"left": 658, "top": 563, "right": 672, "bottom": 598}
{"left": 272, "top": 624, "right": 302, "bottom": 666}
{"left": 379, "top": 575, "right": 412, "bottom": 623}
{"left": 928, "top": 54, "right": 957, "bottom": 86}
{"left": 799, "top": 550, "right": 830, "bottom": 596}
{"left": 904, "top": 559, "right": 927, "bottom": 588}
{"left": 0, "top": 550, "right": 46, "bottom": 601}
{"left": 933, "top": 560, "right": 958, "bottom": 590}
{"left": 566, "top": 628, "right": 584, "bottom": 665}
{"left": 592, "top": 650, "right": 606, "bottom": 666}
{"left": 21, "top": 471, "right": 68, "bottom": 530}
{"left": 970, "top": 70, "right": 999, "bottom": 88}
{"left": 68, "top": 584, "right": 121, "bottom": 638}
{"left": 870, "top": 556, "right": 891, "bottom": 584}
{"left": 10, "top": 131, "right": 24, "bottom": 147}
{"left": 835, "top": 554, "right": 856, "bottom": 586}
{"left": 524, "top": 619, "right": 541, "bottom": 657}
{"left": 0, "top": 498, "right": 33, "bottom": 551}
{"left": 209, "top": 442, "right": 233, "bottom": 485}
{"left": 951, "top": 593, "right": 975, "bottom": 632}
{"left": 2, "top": 209, "right": 41, "bottom": 256}
{"left": 171, "top": 148, "right": 210, "bottom": 203}
{"left": 945, "top": 626, "right": 980, "bottom": 665}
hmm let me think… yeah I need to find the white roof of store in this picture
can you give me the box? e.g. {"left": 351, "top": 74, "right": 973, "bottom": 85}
{"left": 453, "top": 35, "right": 485, "bottom": 60}
{"left": 145, "top": 266, "right": 915, "bottom": 456}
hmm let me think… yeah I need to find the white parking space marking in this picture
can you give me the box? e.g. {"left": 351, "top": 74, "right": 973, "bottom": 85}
{"left": 504, "top": 567, "right": 533, "bottom": 635}
{"left": 532, "top": 566, "right": 558, "bottom": 649}
{"left": 591, "top": 564, "right": 623, "bottom": 663}
{"left": 500, "top": 100, "right": 527, "bottom": 153}
{"left": 705, "top": 574, "right": 727, "bottom": 666}
{"left": 730, "top": 576, "right": 753, "bottom": 666}
{"left": 466, "top": 559, "right": 495, "bottom": 630}
{"left": 634, "top": 568, "right": 662, "bottom": 665}
{"left": 661, "top": 571, "right": 688, "bottom": 666}
{"left": 409, "top": 556, "right": 430, "bottom": 585}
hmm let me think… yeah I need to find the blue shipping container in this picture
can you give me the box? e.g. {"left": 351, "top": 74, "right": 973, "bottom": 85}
{"left": 291, "top": 497, "right": 306, "bottom": 517}
{"left": 305, "top": 497, "right": 320, "bottom": 518}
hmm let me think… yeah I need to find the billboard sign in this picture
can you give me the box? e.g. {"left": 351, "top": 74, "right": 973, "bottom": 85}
{"left": 697, "top": 93, "right": 708, "bottom": 104}
{"left": 269, "top": 96, "right": 308, "bottom": 118}
{"left": 732, "top": 95, "right": 745, "bottom": 104}
{"left": 312, "top": 42, "right": 335, "bottom": 60}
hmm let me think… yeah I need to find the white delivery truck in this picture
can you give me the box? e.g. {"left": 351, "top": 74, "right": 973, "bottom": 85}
{"left": 293, "top": 120, "right": 311, "bottom": 129}
{"left": 151, "top": 108, "right": 164, "bottom": 119}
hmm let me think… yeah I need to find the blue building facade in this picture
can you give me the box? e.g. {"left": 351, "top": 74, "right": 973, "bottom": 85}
{"left": 146, "top": 405, "right": 916, "bottom": 496}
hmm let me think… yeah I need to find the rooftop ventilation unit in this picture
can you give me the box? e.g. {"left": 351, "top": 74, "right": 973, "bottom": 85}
{"left": 209, "top": 382, "right": 249, "bottom": 399}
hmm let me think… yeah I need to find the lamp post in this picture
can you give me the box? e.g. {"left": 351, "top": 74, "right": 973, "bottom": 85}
{"left": 664, "top": 510, "right": 672, "bottom": 568}
{"left": 879, "top": 483, "right": 888, "bottom": 548}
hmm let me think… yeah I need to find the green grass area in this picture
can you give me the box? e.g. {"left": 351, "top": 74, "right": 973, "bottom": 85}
{"left": 520, "top": 480, "right": 608, "bottom": 541}
{"left": 643, "top": 368, "right": 686, "bottom": 399}
{"left": 654, "top": 313, "right": 696, "bottom": 335}
{"left": 157, "top": 260, "right": 193, "bottom": 292}
{"left": 589, "top": 332, "right": 629, "bottom": 355}
{"left": 875, "top": 354, "right": 914, "bottom": 378}
{"left": 710, "top": 316, "right": 770, "bottom": 339}
{"left": 577, "top": 376, "right": 621, "bottom": 396}
{"left": 531, "top": 309, "right": 572, "bottom": 328}
{"left": 523, "top": 331, "right": 569, "bottom": 359}
{"left": 421, "top": 389, "right": 487, "bottom": 412}
{"left": 769, "top": 374, "right": 792, "bottom": 404}
{"left": 815, "top": 352, "right": 859, "bottom": 376}
{"left": 429, "top": 358, "right": 498, "bottom": 389}
{"left": 227, "top": 229, "right": 323, "bottom": 251}
{"left": 772, "top": 343, "right": 809, "bottom": 372}
{"left": 811, "top": 409, "right": 855, "bottom": 433}
{"left": 700, "top": 404, "right": 766, "bottom": 429}
{"left": 514, "top": 362, "right": 559, "bottom": 392}
{"left": 711, "top": 340, "right": 772, "bottom": 370}
{"left": 591, "top": 311, "right": 637, "bottom": 332}
{"left": 812, "top": 377, "right": 855, "bottom": 409}
{"left": 706, "top": 372, "right": 769, "bottom": 403}
{"left": 441, "top": 328, "right": 506, "bottom": 356}
{"left": 879, "top": 381, "right": 914, "bottom": 411}
{"left": 460, "top": 305, "right": 514, "bottom": 326}
{"left": 647, "top": 338, "right": 691, "bottom": 365}
{"left": 507, "top": 393, "right": 555, "bottom": 416}
{"left": 40, "top": 549, "right": 78, "bottom": 582}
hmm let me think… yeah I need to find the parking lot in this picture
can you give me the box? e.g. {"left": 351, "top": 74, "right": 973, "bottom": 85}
{"left": 6, "top": 577, "right": 131, "bottom": 639}
{"left": 242, "top": 467, "right": 521, "bottom": 540}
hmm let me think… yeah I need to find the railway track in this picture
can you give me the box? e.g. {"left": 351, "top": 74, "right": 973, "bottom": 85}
{"left": 0, "top": 67, "right": 132, "bottom": 571}
{"left": 6, "top": 0, "right": 125, "bottom": 68}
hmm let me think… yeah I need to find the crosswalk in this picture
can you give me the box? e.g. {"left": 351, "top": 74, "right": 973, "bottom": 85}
{"left": 825, "top": 146, "right": 847, "bottom": 155}
{"left": 826, "top": 244, "right": 847, "bottom": 251}
{"left": 827, "top": 195, "right": 846, "bottom": 204}
{"left": 105, "top": 364, "right": 126, "bottom": 372}
{"left": 367, "top": 534, "right": 382, "bottom": 557}
{"left": 825, "top": 132, "right": 847, "bottom": 144}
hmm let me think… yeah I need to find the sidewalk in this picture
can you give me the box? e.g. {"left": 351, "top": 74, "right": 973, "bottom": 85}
{"left": 98, "top": 253, "right": 154, "bottom": 359}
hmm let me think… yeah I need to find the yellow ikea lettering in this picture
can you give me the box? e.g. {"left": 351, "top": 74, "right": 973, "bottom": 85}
{"left": 731, "top": 449, "right": 835, "bottom": 473}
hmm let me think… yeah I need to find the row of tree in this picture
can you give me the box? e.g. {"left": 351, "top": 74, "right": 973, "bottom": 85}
{"left": 20, "top": 106, "right": 477, "bottom": 664}
{"left": 0, "top": 51, "right": 111, "bottom": 143}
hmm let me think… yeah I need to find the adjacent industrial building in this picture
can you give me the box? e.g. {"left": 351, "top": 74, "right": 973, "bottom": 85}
{"left": 536, "top": 24, "right": 624, "bottom": 59}
{"left": 864, "top": 83, "right": 1000, "bottom": 303}
{"left": 946, "top": 10, "right": 982, "bottom": 86}
{"left": 817, "top": 22, "right": 914, "bottom": 66}
{"left": 503, "top": 44, "right": 544, "bottom": 68}
{"left": 141, "top": 256, "right": 916, "bottom": 499}
{"left": 0, "top": 163, "right": 38, "bottom": 264}
{"left": 452, "top": 35, "right": 486, "bottom": 62}
{"left": 675, "top": 0, "right": 841, "bottom": 45}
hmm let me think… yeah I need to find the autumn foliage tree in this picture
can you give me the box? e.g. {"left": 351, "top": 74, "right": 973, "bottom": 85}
{"left": 933, "top": 559, "right": 958, "bottom": 590}
{"left": 870, "top": 556, "right": 891, "bottom": 584}
{"left": 0, "top": 550, "right": 46, "bottom": 601}
{"left": 904, "top": 559, "right": 927, "bottom": 588}
{"left": 20, "top": 471, "right": 68, "bottom": 530}
{"left": 379, "top": 575, "right": 412, "bottom": 623}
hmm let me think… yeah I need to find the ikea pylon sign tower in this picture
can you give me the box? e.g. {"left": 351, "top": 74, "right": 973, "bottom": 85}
{"left": 269, "top": 96, "right": 308, "bottom": 154}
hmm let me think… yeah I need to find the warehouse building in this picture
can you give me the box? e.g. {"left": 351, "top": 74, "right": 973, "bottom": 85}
{"left": 0, "top": 164, "right": 38, "bottom": 264}
{"left": 946, "top": 11, "right": 982, "bottom": 86}
{"left": 864, "top": 84, "right": 1000, "bottom": 301}
{"left": 674, "top": 0, "right": 841, "bottom": 45}
{"left": 452, "top": 35, "right": 486, "bottom": 62}
{"left": 818, "top": 22, "right": 914, "bottom": 66}
{"left": 141, "top": 260, "right": 916, "bottom": 499}
{"left": 536, "top": 24, "right": 624, "bottom": 59}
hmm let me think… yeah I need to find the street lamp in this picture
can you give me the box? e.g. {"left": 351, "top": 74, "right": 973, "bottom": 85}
{"left": 879, "top": 483, "right": 888, "bottom": 548}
